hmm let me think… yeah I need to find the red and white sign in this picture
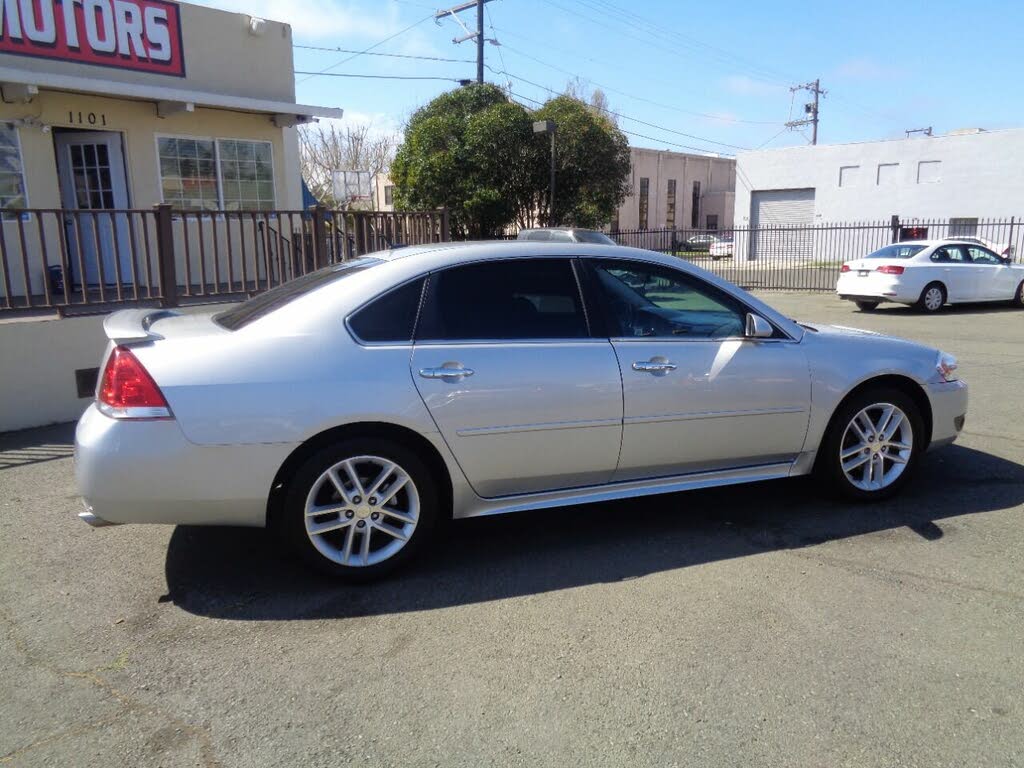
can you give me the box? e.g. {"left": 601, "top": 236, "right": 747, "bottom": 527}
{"left": 0, "top": 0, "right": 185, "bottom": 77}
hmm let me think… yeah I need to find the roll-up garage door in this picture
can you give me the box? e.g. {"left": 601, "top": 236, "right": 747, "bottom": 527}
{"left": 750, "top": 189, "right": 816, "bottom": 261}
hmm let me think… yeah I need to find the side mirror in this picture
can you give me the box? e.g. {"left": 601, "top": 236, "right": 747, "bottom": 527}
{"left": 745, "top": 313, "right": 773, "bottom": 339}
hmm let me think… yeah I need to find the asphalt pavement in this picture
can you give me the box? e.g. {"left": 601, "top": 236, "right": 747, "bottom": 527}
{"left": 1, "top": 293, "right": 1022, "bottom": 767}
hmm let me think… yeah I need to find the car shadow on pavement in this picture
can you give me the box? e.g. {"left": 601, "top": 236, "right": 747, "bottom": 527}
{"left": 164, "top": 444, "right": 1024, "bottom": 621}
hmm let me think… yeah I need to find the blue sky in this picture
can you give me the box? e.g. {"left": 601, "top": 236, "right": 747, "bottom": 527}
{"left": 194, "top": 0, "right": 1023, "bottom": 155}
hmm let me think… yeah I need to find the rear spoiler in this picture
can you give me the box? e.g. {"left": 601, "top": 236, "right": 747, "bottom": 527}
{"left": 103, "top": 309, "right": 181, "bottom": 344}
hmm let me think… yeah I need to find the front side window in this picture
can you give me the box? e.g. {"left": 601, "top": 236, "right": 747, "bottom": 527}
{"left": 157, "top": 137, "right": 275, "bottom": 210}
{"left": 966, "top": 246, "right": 1002, "bottom": 265}
{"left": 417, "top": 259, "right": 588, "bottom": 341}
{"left": 592, "top": 259, "right": 746, "bottom": 339}
{"left": 0, "top": 123, "right": 27, "bottom": 218}
{"left": 348, "top": 277, "right": 425, "bottom": 343}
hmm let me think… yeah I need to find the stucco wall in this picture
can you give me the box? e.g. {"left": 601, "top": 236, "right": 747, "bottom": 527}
{"left": 734, "top": 128, "right": 1024, "bottom": 225}
{"left": 0, "top": 304, "right": 235, "bottom": 433}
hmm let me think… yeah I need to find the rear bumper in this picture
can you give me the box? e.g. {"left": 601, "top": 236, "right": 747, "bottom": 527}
{"left": 836, "top": 273, "right": 917, "bottom": 304}
{"left": 75, "top": 404, "right": 296, "bottom": 527}
{"left": 927, "top": 379, "right": 968, "bottom": 449}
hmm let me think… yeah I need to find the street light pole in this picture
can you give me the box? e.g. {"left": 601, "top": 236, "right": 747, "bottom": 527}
{"left": 533, "top": 120, "right": 556, "bottom": 226}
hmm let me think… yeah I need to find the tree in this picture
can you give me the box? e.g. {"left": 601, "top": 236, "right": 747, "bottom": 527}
{"left": 390, "top": 83, "right": 630, "bottom": 236}
{"left": 564, "top": 77, "right": 617, "bottom": 126}
{"left": 299, "top": 122, "right": 397, "bottom": 208}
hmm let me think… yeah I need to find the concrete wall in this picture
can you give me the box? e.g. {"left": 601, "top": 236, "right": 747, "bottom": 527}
{"left": 616, "top": 148, "right": 735, "bottom": 231}
{"left": 0, "top": 304, "right": 235, "bottom": 433}
{"left": 734, "top": 128, "right": 1024, "bottom": 225}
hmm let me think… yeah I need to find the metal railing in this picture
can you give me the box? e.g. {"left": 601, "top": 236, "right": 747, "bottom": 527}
{"left": 610, "top": 216, "right": 1022, "bottom": 291}
{"left": 0, "top": 205, "right": 449, "bottom": 314}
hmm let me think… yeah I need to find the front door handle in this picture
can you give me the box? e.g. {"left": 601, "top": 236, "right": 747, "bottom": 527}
{"left": 632, "top": 360, "right": 677, "bottom": 374}
{"left": 419, "top": 365, "right": 475, "bottom": 380}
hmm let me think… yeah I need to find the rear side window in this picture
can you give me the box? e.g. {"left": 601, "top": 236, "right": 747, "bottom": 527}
{"left": 417, "top": 259, "right": 588, "bottom": 341}
{"left": 348, "top": 278, "right": 425, "bottom": 343}
{"left": 216, "top": 258, "right": 380, "bottom": 330}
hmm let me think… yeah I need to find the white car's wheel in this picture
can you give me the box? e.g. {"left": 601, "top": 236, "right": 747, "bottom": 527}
{"left": 817, "top": 387, "right": 924, "bottom": 501}
{"left": 916, "top": 282, "right": 946, "bottom": 313}
{"left": 284, "top": 439, "right": 438, "bottom": 581}
{"left": 855, "top": 300, "right": 879, "bottom": 312}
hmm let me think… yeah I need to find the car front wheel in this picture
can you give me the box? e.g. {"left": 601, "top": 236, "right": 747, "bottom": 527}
{"left": 283, "top": 439, "right": 438, "bottom": 581}
{"left": 817, "top": 388, "right": 924, "bottom": 501}
{"left": 1012, "top": 280, "right": 1024, "bottom": 308}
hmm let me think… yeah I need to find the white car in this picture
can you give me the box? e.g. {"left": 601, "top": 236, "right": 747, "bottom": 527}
{"left": 708, "top": 237, "right": 734, "bottom": 260}
{"left": 837, "top": 240, "right": 1024, "bottom": 312}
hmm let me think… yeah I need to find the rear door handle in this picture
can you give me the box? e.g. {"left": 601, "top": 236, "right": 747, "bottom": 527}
{"left": 419, "top": 365, "right": 474, "bottom": 380}
{"left": 632, "top": 360, "right": 677, "bottom": 374}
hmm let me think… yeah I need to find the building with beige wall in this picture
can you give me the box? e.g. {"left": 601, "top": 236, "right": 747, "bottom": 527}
{"left": 614, "top": 147, "right": 735, "bottom": 232}
{"left": 0, "top": 0, "right": 340, "bottom": 295}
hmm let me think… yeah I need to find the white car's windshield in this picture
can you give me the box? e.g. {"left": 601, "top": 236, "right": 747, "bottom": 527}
{"left": 865, "top": 244, "right": 927, "bottom": 259}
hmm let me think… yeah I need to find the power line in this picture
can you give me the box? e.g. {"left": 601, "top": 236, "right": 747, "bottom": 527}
{"left": 492, "top": 66, "right": 749, "bottom": 150}
{"left": 296, "top": 14, "right": 435, "bottom": 83}
{"left": 294, "top": 71, "right": 465, "bottom": 82}
{"left": 294, "top": 44, "right": 475, "bottom": 64}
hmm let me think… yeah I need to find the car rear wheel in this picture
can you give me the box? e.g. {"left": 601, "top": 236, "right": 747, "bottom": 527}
{"left": 283, "top": 439, "right": 437, "bottom": 581}
{"left": 816, "top": 388, "right": 924, "bottom": 501}
{"left": 855, "top": 300, "right": 879, "bottom": 312}
{"left": 916, "top": 282, "right": 946, "bottom": 313}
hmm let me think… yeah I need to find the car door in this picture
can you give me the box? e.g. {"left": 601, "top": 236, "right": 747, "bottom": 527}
{"left": 410, "top": 257, "right": 623, "bottom": 498}
{"left": 583, "top": 257, "right": 811, "bottom": 481}
{"left": 965, "top": 246, "right": 1017, "bottom": 300}
{"left": 929, "top": 245, "right": 977, "bottom": 301}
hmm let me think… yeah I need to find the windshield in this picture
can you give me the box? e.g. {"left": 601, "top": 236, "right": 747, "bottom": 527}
{"left": 865, "top": 244, "right": 927, "bottom": 259}
{"left": 215, "top": 258, "right": 380, "bottom": 330}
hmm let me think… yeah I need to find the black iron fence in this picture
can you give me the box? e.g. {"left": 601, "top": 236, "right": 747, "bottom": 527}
{"left": 0, "top": 205, "right": 449, "bottom": 314}
{"left": 611, "top": 217, "right": 1022, "bottom": 291}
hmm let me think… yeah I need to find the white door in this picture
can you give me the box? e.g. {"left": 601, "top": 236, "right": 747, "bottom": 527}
{"left": 964, "top": 246, "right": 1018, "bottom": 300}
{"left": 587, "top": 258, "right": 811, "bottom": 480}
{"left": 55, "top": 131, "right": 132, "bottom": 287}
{"left": 927, "top": 244, "right": 978, "bottom": 301}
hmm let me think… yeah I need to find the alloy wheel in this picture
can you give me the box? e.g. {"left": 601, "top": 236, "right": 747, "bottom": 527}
{"left": 839, "top": 403, "right": 914, "bottom": 492}
{"left": 303, "top": 455, "right": 419, "bottom": 567}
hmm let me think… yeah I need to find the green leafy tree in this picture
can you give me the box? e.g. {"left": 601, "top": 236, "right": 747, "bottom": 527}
{"left": 391, "top": 83, "right": 630, "bottom": 236}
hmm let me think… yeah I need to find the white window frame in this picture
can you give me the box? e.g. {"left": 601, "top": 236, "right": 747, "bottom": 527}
{"left": 155, "top": 133, "right": 278, "bottom": 213}
{"left": 0, "top": 121, "right": 30, "bottom": 220}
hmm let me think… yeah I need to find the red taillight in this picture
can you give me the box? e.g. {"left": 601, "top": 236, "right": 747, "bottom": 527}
{"left": 876, "top": 265, "right": 905, "bottom": 275}
{"left": 840, "top": 264, "right": 851, "bottom": 273}
{"left": 97, "top": 346, "right": 172, "bottom": 419}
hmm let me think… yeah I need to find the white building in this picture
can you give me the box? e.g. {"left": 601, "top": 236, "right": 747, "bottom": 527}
{"left": 734, "top": 128, "right": 1024, "bottom": 232}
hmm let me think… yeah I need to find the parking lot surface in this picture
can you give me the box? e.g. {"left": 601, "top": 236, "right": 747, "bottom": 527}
{"left": 2, "top": 293, "right": 1022, "bottom": 767}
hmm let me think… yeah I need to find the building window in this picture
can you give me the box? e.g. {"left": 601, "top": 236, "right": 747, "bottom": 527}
{"left": 158, "top": 137, "right": 219, "bottom": 211}
{"left": 610, "top": 206, "right": 619, "bottom": 234}
{"left": 665, "top": 179, "right": 676, "bottom": 229}
{"left": 218, "top": 139, "right": 275, "bottom": 210}
{"left": 949, "top": 217, "right": 978, "bottom": 237}
{"left": 839, "top": 165, "right": 860, "bottom": 188}
{"left": 157, "top": 136, "right": 275, "bottom": 211}
{"left": 384, "top": 185, "right": 394, "bottom": 206}
{"left": 876, "top": 163, "right": 899, "bottom": 186}
{"left": 691, "top": 181, "right": 701, "bottom": 229}
{"left": 0, "top": 123, "right": 28, "bottom": 218}
{"left": 638, "top": 177, "right": 649, "bottom": 230}
{"left": 917, "top": 160, "right": 941, "bottom": 184}
{"left": 706, "top": 214, "right": 718, "bottom": 231}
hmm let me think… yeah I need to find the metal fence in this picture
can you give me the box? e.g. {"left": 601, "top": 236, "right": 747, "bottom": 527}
{"left": 0, "top": 206, "right": 449, "bottom": 314}
{"left": 611, "top": 217, "right": 1022, "bottom": 291}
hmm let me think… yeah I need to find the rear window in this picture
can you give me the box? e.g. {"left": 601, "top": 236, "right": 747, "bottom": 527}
{"left": 865, "top": 244, "right": 927, "bottom": 259}
{"left": 573, "top": 230, "right": 616, "bottom": 245}
{"left": 215, "top": 258, "right": 380, "bottom": 330}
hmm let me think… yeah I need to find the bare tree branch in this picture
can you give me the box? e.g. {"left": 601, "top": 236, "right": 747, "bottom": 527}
{"left": 299, "top": 122, "right": 398, "bottom": 209}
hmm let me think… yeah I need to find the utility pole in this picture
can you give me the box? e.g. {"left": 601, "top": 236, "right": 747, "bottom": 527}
{"left": 434, "top": 0, "right": 495, "bottom": 84}
{"left": 785, "top": 79, "right": 826, "bottom": 144}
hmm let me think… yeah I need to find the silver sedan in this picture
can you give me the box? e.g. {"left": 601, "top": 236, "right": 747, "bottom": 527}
{"left": 75, "top": 243, "right": 968, "bottom": 580}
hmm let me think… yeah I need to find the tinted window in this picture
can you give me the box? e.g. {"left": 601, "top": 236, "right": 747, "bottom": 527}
{"left": 216, "top": 258, "right": 380, "bottom": 330}
{"left": 930, "top": 245, "right": 970, "bottom": 263}
{"left": 966, "top": 246, "right": 1002, "bottom": 265}
{"left": 866, "top": 244, "right": 927, "bottom": 259}
{"left": 592, "top": 259, "right": 746, "bottom": 339}
{"left": 348, "top": 277, "right": 425, "bottom": 343}
{"left": 417, "top": 259, "right": 587, "bottom": 340}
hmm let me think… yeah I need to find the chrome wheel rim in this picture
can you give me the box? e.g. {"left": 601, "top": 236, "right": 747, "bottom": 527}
{"left": 924, "top": 287, "right": 943, "bottom": 311}
{"left": 304, "top": 455, "right": 419, "bottom": 567}
{"left": 839, "top": 403, "right": 913, "bottom": 492}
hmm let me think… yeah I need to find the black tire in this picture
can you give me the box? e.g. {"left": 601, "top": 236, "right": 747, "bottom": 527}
{"left": 1012, "top": 281, "right": 1024, "bottom": 308}
{"left": 916, "top": 282, "right": 946, "bottom": 313}
{"left": 815, "top": 387, "right": 925, "bottom": 502}
{"left": 855, "top": 300, "right": 879, "bottom": 312}
{"left": 282, "top": 438, "right": 439, "bottom": 581}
